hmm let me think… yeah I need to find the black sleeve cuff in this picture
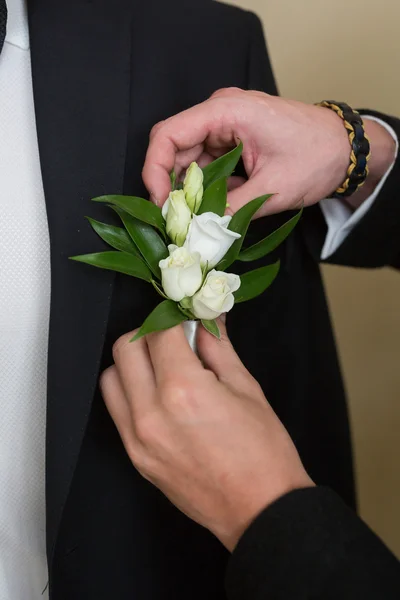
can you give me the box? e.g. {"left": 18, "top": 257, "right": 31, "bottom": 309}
{"left": 225, "top": 486, "right": 400, "bottom": 600}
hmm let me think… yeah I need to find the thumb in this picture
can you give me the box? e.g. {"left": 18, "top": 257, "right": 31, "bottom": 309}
{"left": 227, "top": 171, "right": 283, "bottom": 217}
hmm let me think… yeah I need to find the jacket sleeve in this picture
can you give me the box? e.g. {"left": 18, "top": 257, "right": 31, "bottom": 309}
{"left": 225, "top": 487, "right": 400, "bottom": 600}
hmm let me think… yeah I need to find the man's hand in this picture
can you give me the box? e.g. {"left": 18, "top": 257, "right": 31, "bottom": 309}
{"left": 143, "top": 88, "right": 396, "bottom": 216}
{"left": 100, "top": 322, "right": 313, "bottom": 551}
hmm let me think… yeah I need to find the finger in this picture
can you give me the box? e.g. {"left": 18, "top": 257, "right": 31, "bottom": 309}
{"left": 185, "top": 148, "right": 231, "bottom": 171}
{"left": 195, "top": 151, "right": 214, "bottom": 169}
{"left": 172, "top": 144, "right": 237, "bottom": 185}
{"left": 227, "top": 163, "right": 295, "bottom": 216}
{"left": 197, "top": 319, "right": 249, "bottom": 387}
{"left": 142, "top": 100, "right": 232, "bottom": 205}
{"left": 112, "top": 331, "right": 157, "bottom": 414}
{"left": 227, "top": 176, "right": 246, "bottom": 192}
{"left": 143, "top": 106, "right": 213, "bottom": 204}
{"left": 146, "top": 324, "right": 202, "bottom": 386}
{"left": 173, "top": 144, "right": 205, "bottom": 180}
{"left": 226, "top": 171, "right": 275, "bottom": 215}
{"left": 171, "top": 149, "right": 221, "bottom": 186}
{"left": 203, "top": 141, "right": 234, "bottom": 159}
{"left": 100, "top": 365, "right": 139, "bottom": 454}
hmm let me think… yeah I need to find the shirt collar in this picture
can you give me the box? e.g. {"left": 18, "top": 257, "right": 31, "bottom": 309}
{"left": 5, "top": 0, "right": 30, "bottom": 51}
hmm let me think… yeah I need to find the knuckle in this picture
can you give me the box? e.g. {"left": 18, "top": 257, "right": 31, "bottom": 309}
{"left": 99, "top": 365, "right": 116, "bottom": 406}
{"left": 135, "top": 453, "right": 162, "bottom": 484}
{"left": 112, "top": 331, "right": 136, "bottom": 360}
{"left": 99, "top": 365, "right": 115, "bottom": 395}
{"left": 211, "top": 86, "right": 242, "bottom": 99}
{"left": 125, "top": 439, "right": 149, "bottom": 472}
{"left": 161, "top": 376, "right": 196, "bottom": 413}
{"left": 251, "top": 90, "right": 271, "bottom": 100}
{"left": 163, "top": 377, "right": 189, "bottom": 402}
{"left": 135, "top": 413, "right": 162, "bottom": 446}
{"left": 243, "top": 374, "right": 266, "bottom": 401}
{"left": 150, "top": 120, "right": 165, "bottom": 139}
{"left": 232, "top": 369, "right": 251, "bottom": 389}
{"left": 249, "top": 377, "right": 264, "bottom": 397}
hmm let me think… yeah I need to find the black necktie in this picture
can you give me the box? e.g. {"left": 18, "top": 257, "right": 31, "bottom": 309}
{"left": 0, "top": 0, "right": 7, "bottom": 55}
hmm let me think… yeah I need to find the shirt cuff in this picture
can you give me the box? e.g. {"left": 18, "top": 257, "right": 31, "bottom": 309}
{"left": 320, "top": 116, "right": 399, "bottom": 260}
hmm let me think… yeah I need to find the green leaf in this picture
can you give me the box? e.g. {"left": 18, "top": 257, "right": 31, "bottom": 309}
{"left": 234, "top": 261, "right": 280, "bottom": 303}
{"left": 93, "top": 195, "right": 166, "bottom": 235}
{"left": 179, "top": 305, "right": 196, "bottom": 320}
{"left": 202, "top": 142, "right": 243, "bottom": 190}
{"left": 201, "top": 319, "right": 221, "bottom": 339}
{"left": 69, "top": 251, "right": 152, "bottom": 282}
{"left": 170, "top": 170, "right": 177, "bottom": 191}
{"left": 217, "top": 194, "right": 273, "bottom": 271}
{"left": 198, "top": 178, "right": 227, "bottom": 217}
{"left": 151, "top": 279, "right": 168, "bottom": 299}
{"left": 239, "top": 208, "right": 303, "bottom": 262}
{"left": 132, "top": 300, "right": 188, "bottom": 341}
{"left": 86, "top": 217, "right": 141, "bottom": 257}
{"left": 115, "top": 207, "right": 168, "bottom": 280}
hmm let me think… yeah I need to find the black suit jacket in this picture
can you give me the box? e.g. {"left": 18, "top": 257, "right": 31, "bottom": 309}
{"left": 226, "top": 487, "right": 400, "bottom": 600}
{"left": 28, "top": 0, "right": 399, "bottom": 598}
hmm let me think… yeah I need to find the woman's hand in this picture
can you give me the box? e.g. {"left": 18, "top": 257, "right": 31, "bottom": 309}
{"left": 100, "top": 322, "right": 313, "bottom": 551}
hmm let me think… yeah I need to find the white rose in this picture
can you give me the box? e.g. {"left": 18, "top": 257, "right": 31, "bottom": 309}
{"left": 162, "top": 190, "right": 192, "bottom": 246}
{"left": 183, "top": 162, "right": 204, "bottom": 213}
{"left": 191, "top": 270, "right": 241, "bottom": 320}
{"left": 159, "top": 245, "right": 203, "bottom": 302}
{"left": 184, "top": 212, "right": 241, "bottom": 268}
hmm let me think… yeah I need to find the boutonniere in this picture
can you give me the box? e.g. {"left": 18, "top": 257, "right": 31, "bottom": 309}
{"left": 70, "top": 143, "right": 302, "bottom": 341}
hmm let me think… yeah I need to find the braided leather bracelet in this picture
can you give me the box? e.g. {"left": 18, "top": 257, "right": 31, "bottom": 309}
{"left": 316, "top": 101, "right": 371, "bottom": 199}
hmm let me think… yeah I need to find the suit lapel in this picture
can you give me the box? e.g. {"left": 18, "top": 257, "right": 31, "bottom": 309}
{"left": 29, "top": 0, "right": 132, "bottom": 562}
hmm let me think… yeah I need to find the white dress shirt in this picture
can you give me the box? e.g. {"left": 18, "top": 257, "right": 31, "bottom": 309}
{"left": 0, "top": 1, "right": 397, "bottom": 599}
{"left": 0, "top": 0, "right": 50, "bottom": 598}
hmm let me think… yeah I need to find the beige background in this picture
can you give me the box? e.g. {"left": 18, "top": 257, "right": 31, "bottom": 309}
{"left": 224, "top": 0, "right": 400, "bottom": 556}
